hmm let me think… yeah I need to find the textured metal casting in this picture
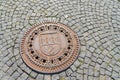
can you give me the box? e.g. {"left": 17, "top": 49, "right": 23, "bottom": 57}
{"left": 20, "top": 22, "right": 80, "bottom": 73}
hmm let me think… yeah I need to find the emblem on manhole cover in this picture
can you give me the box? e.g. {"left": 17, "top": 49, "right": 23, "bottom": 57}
{"left": 20, "top": 22, "right": 80, "bottom": 73}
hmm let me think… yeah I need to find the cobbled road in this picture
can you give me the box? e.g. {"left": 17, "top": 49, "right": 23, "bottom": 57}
{"left": 0, "top": 0, "right": 120, "bottom": 80}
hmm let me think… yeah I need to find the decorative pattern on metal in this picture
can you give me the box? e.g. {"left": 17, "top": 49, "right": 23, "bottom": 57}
{"left": 20, "top": 22, "right": 80, "bottom": 73}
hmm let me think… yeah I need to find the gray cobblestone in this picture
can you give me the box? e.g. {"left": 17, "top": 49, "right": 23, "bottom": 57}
{"left": 97, "top": 58, "right": 103, "bottom": 64}
{"left": 52, "top": 74, "right": 59, "bottom": 80}
{"left": 71, "top": 72, "right": 77, "bottom": 77}
{"left": 36, "top": 74, "right": 43, "bottom": 80}
{"left": 20, "top": 73, "right": 28, "bottom": 80}
{"left": 30, "top": 71, "right": 38, "bottom": 78}
{"left": 106, "top": 70, "right": 111, "bottom": 76}
{"left": 66, "top": 69, "right": 73, "bottom": 76}
{"left": 114, "top": 54, "right": 120, "bottom": 60}
{"left": 70, "top": 65, "right": 76, "bottom": 71}
{"left": 64, "top": 77, "right": 71, "bottom": 80}
{"left": 44, "top": 75, "right": 51, "bottom": 80}
{"left": 11, "top": 71, "right": 20, "bottom": 79}
{"left": 100, "top": 68, "right": 105, "bottom": 75}
{"left": 112, "top": 71, "right": 119, "bottom": 79}
{"left": 0, "top": 71, "right": 5, "bottom": 79}
{"left": 2, "top": 64, "right": 9, "bottom": 72}
{"left": 74, "top": 60, "right": 80, "bottom": 67}
{"left": 1, "top": 75, "right": 10, "bottom": 80}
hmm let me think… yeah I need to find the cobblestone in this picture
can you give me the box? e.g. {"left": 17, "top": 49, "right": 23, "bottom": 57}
{"left": 0, "top": 0, "right": 120, "bottom": 80}
{"left": 44, "top": 75, "right": 51, "bottom": 80}
{"left": 2, "top": 76, "right": 9, "bottom": 80}
{"left": 52, "top": 74, "right": 59, "bottom": 80}
{"left": 30, "top": 71, "right": 38, "bottom": 78}
{"left": 0, "top": 71, "right": 5, "bottom": 79}
{"left": 36, "top": 74, "right": 43, "bottom": 80}
{"left": 11, "top": 71, "right": 20, "bottom": 80}
{"left": 66, "top": 69, "right": 73, "bottom": 76}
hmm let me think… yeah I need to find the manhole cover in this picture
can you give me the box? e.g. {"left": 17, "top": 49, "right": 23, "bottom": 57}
{"left": 20, "top": 22, "right": 80, "bottom": 73}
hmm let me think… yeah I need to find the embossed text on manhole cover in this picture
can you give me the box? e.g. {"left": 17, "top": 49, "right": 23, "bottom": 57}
{"left": 20, "top": 22, "right": 80, "bottom": 73}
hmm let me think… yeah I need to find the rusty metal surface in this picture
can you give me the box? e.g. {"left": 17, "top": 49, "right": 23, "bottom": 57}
{"left": 20, "top": 22, "right": 80, "bottom": 73}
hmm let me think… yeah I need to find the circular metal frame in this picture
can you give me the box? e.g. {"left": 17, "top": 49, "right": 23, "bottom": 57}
{"left": 20, "top": 22, "right": 80, "bottom": 73}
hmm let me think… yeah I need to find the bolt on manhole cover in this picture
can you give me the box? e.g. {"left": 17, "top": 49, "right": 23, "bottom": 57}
{"left": 20, "top": 22, "right": 80, "bottom": 73}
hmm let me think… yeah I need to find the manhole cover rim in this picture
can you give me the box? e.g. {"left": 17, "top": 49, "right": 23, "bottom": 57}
{"left": 20, "top": 22, "right": 80, "bottom": 73}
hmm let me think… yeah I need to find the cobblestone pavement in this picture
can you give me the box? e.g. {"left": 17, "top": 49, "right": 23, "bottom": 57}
{"left": 0, "top": 0, "right": 120, "bottom": 80}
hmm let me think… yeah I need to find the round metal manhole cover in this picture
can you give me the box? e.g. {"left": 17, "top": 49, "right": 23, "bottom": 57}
{"left": 20, "top": 22, "right": 80, "bottom": 73}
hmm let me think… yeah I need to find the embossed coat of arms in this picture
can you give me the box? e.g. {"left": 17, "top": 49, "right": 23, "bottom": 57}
{"left": 39, "top": 31, "right": 61, "bottom": 56}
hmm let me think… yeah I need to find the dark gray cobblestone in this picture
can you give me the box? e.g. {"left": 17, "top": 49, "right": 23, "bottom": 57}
{"left": 0, "top": 0, "right": 120, "bottom": 80}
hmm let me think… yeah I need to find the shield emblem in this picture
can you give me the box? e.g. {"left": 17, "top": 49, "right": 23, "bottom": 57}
{"left": 39, "top": 32, "right": 61, "bottom": 56}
